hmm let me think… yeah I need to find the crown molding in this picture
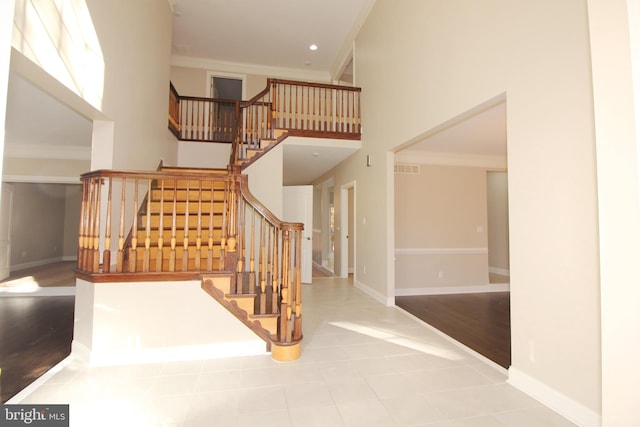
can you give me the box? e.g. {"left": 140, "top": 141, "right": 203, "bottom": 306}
{"left": 3, "top": 174, "right": 82, "bottom": 184}
{"left": 395, "top": 150, "right": 507, "bottom": 169}
{"left": 4, "top": 143, "right": 91, "bottom": 160}
{"left": 171, "top": 55, "right": 331, "bottom": 82}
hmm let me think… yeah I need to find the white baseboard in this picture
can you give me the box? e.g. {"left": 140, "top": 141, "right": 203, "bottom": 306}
{"left": 0, "top": 286, "right": 75, "bottom": 297}
{"left": 71, "top": 339, "right": 267, "bottom": 367}
{"left": 508, "top": 367, "right": 601, "bottom": 427}
{"left": 6, "top": 355, "right": 78, "bottom": 403}
{"left": 354, "top": 279, "right": 395, "bottom": 306}
{"left": 11, "top": 256, "right": 65, "bottom": 271}
{"left": 395, "top": 283, "right": 510, "bottom": 296}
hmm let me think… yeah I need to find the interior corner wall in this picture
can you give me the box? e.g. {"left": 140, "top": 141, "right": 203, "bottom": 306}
{"left": 62, "top": 184, "right": 82, "bottom": 259}
{"left": 587, "top": 0, "right": 640, "bottom": 424}
{"left": 394, "top": 165, "right": 489, "bottom": 293}
{"left": 170, "top": 66, "right": 269, "bottom": 100}
{"left": 244, "top": 144, "right": 284, "bottom": 218}
{"left": 332, "top": 0, "right": 601, "bottom": 421}
{"left": 10, "top": 183, "right": 66, "bottom": 268}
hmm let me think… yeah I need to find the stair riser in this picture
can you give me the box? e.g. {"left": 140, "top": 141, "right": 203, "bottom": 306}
{"left": 140, "top": 214, "right": 223, "bottom": 228}
{"left": 151, "top": 189, "right": 225, "bottom": 202}
{"left": 131, "top": 246, "right": 222, "bottom": 260}
{"left": 146, "top": 202, "right": 224, "bottom": 214}
{"left": 135, "top": 229, "right": 222, "bottom": 242}
{"left": 159, "top": 179, "right": 226, "bottom": 190}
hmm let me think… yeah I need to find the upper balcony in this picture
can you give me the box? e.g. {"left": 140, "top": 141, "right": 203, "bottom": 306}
{"left": 168, "top": 79, "right": 362, "bottom": 183}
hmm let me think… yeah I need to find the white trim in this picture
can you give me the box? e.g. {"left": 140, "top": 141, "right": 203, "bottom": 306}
{"left": 395, "top": 150, "right": 507, "bottom": 169}
{"left": 489, "top": 266, "right": 510, "bottom": 276}
{"left": 4, "top": 143, "right": 91, "bottom": 160}
{"left": 395, "top": 284, "right": 509, "bottom": 296}
{"left": 172, "top": 55, "right": 331, "bottom": 82}
{"left": 395, "top": 247, "right": 488, "bottom": 255}
{"left": 11, "top": 256, "right": 67, "bottom": 271}
{"left": 3, "top": 175, "right": 81, "bottom": 184}
{"left": 71, "top": 339, "right": 267, "bottom": 367}
{"left": 340, "top": 180, "right": 356, "bottom": 279}
{"left": 6, "top": 355, "right": 77, "bottom": 403}
{"left": 0, "top": 286, "right": 75, "bottom": 297}
{"left": 354, "top": 278, "right": 394, "bottom": 306}
{"left": 508, "top": 367, "right": 602, "bottom": 427}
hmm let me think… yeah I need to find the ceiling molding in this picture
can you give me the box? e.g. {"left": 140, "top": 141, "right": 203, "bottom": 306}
{"left": 171, "top": 55, "right": 331, "bottom": 82}
{"left": 4, "top": 143, "right": 91, "bottom": 160}
{"left": 395, "top": 150, "right": 507, "bottom": 169}
{"left": 2, "top": 174, "right": 82, "bottom": 184}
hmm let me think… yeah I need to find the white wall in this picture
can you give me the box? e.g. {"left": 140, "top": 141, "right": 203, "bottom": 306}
{"left": 73, "top": 279, "right": 266, "bottom": 365}
{"left": 394, "top": 165, "right": 490, "bottom": 294}
{"left": 177, "top": 141, "right": 231, "bottom": 169}
{"left": 244, "top": 144, "right": 284, "bottom": 218}
{"left": 85, "top": 0, "right": 177, "bottom": 171}
{"left": 323, "top": 0, "right": 601, "bottom": 423}
{"left": 587, "top": 0, "right": 640, "bottom": 424}
{"left": 0, "top": 0, "right": 16, "bottom": 192}
{"left": 11, "top": 0, "right": 177, "bottom": 171}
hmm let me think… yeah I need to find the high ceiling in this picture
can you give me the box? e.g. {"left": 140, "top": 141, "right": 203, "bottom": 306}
{"left": 170, "top": 0, "right": 374, "bottom": 78}
{"left": 4, "top": 0, "right": 506, "bottom": 185}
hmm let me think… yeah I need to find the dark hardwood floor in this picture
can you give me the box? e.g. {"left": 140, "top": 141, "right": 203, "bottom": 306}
{"left": 396, "top": 292, "right": 511, "bottom": 368}
{"left": 0, "top": 261, "right": 76, "bottom": 289}
{"left": 0, "top": 262, "right": 76, "bottom": 403}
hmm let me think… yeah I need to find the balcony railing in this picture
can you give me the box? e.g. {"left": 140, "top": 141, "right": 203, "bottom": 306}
{"left": 168, "top": 79, "right": 361, "bottom": 165}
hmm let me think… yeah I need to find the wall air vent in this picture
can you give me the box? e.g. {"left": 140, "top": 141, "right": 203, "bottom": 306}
{"left": 394, "top": 163, "right": 421, "bottom": 174}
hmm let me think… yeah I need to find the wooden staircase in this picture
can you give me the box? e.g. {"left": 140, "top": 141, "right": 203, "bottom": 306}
{"left": 126, "top": 166, "right": 227, "bottom": 273}
{"left": 75, "top": 165, "right": 303, "bottom": 360}
{"left": 235, "top": 128, "right": 289, "bottom": 169}
{"left": 201, "top": 273, "right": 281, "bottom": 354}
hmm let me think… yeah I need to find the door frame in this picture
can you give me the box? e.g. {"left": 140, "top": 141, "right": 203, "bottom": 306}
{"left": 340, "top": 181, "right": 356, "bottom": 279}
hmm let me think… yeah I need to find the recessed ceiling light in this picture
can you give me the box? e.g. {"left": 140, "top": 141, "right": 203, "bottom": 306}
{"left": 309, "top": 44, "right": 318, "bottom": 51}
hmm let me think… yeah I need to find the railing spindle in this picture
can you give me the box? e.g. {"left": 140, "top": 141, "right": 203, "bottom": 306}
{"left": 271, "top": 227, "right": 279, "bottom": 315}
{"left": 195, "top": 180, "right": 202, "bottom": 271}
{"left": 182, "top": 181, "right": 190, "bottom": 272}
{"left": 143, "top": 179, "right": 151, "bottom": 272}
{"left": 207, "top": 180, "right": 214, "bottom": 270}
{"left": 116, "top": 177, "right": 126, "bottom": 272}
{"left": 249, "top": 209, "right": 256, "bottom": 294}
{"left": 91, "top": 178, "right": 101, "bottom": 273}
{"left": 156, "top": 179, "right": 165, "bottom": 272}
{"left": 170, "top": 179, "right": 177, "bottom": 272}
{"left": 258, "top": 217, "right": 265, "bottom": 313}
{"left": 103, "top": 177, "right": 112, "bottom": 272}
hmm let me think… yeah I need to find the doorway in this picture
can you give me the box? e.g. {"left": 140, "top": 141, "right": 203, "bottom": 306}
{"left": 340, "top": 181, "right": 356, "bottom": 278}
{"left": 486, "top": 171, "right": 510, "bottom": 284}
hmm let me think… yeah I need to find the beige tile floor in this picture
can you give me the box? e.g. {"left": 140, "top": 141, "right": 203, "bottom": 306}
{"left": 9, "top": 276, "right": 575, "bottom": 427}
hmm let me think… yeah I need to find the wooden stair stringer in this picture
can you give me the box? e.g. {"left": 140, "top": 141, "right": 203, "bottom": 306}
{"left": 239, "top": 129, "right": 290, "bottom": 170}
{"left": 201, "top": 274, "right": 276, "bottom": 351}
